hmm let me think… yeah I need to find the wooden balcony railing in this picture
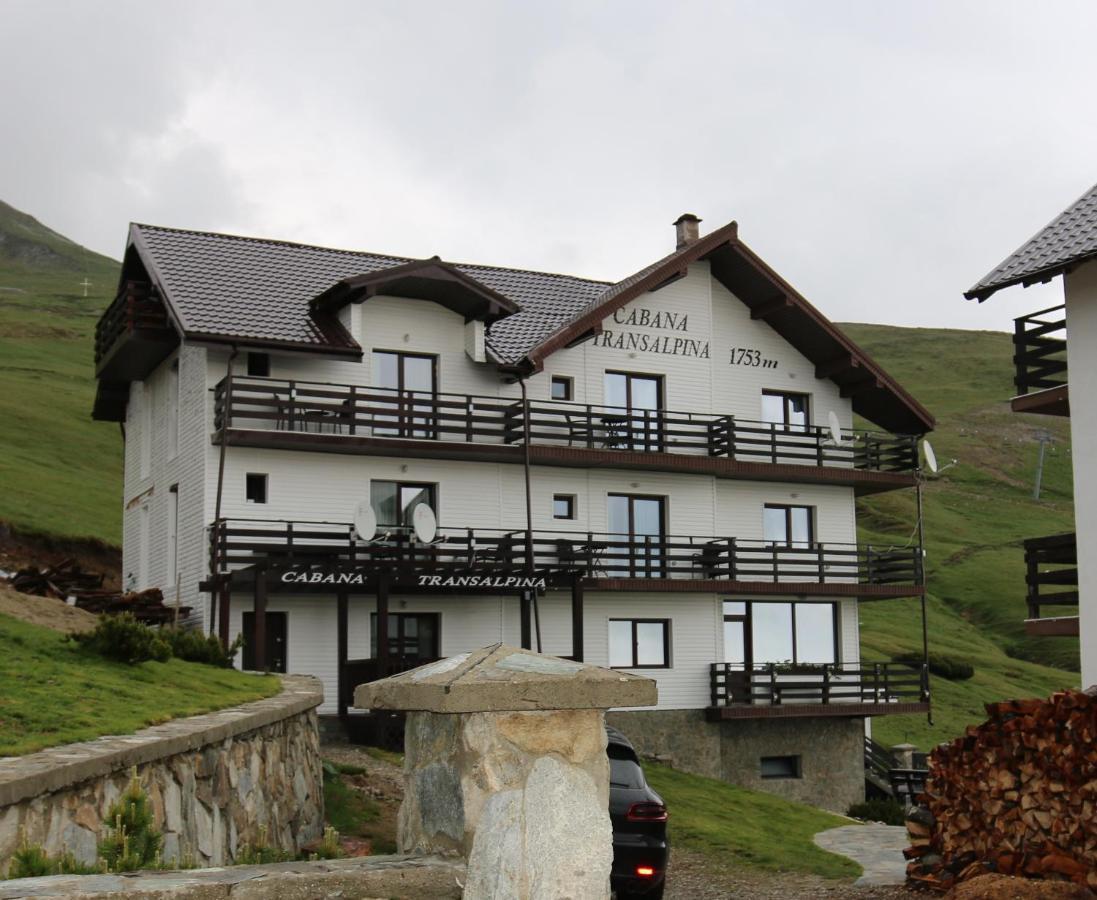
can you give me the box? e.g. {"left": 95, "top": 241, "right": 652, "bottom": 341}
{"left": 94, "top": 280, "right": 172, "bottom": 367}
{"left": 1014, "top": 304, "right": 1068, "bottom": 396}
{"left": 213, "top": 375, "right": 919, "bottom": 473}
{"left": 1024, "top": 532, "right": 1078, "bottom": 619}
{"left": 710, "top": 661, "right": 929, "bottom": 707}
{"left": 209, "top": 518, "right": 923, "bottom": 588}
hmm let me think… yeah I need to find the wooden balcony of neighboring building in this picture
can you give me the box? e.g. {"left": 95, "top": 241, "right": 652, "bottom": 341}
{"left": 1023, "top": 532, "right": 1079, "bottom": 637}
{"left": 206, "top": 518, "right": 925, "bottom": 599}
{"left": 1012, "top": 304, "right": 1069, "bottom": 417}
{"left": 707, "top": 661, "right": 930, "bottom": 720}
{"left": 212, "top": 376, "right": 921, "bottom": 494}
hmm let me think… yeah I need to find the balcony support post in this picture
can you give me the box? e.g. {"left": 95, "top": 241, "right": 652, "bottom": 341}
{"left": 217, "top": 577, "right": 231, "bottom": 648}
{"left": 337, "top": 591, "right": 349, "bottom": 718}
{"left": 520, "top": 591, "right": 533, "bottom": 650}
{"left": 571, "top": 576, "right": 584, "bottom": 662}
{"left": 252, "top": 566, "right": 268, "bottom": 672}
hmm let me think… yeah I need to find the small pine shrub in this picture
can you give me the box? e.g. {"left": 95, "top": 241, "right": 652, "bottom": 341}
{"left": 161, "top": 627, "right": 242, "bottom": 668}
{"left": 72, "top": 614, "right": 170, "bottom": 665}
{"left": 7, "top": 828, "right": 99, "bottom": 879}
{"left": 847, "top": 798, "right": 906, "bottom": 826}
{"left": 236, "top": 825, "right": 294, "bottom": 865}
{"left": 311, "top": 826, "right": 344, "bottom": 861}
{"left": 98, "top": 769, "right": 162, "bottom": 872}
{"left": 892, "top": 651, "right": 974, "bottom": 681}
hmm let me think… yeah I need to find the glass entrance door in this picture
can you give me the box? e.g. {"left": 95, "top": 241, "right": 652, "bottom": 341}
{"left": 371, "top": 612, "right": 440, "bottom": 668}
{"left": 374, "top": 351, "right": 437, "bottom": 438}
{"left": 607, "top": 494, "right": 666, "bottom": 577}
{"left": 605, "top": 372, "right": 663, "bottom": 451}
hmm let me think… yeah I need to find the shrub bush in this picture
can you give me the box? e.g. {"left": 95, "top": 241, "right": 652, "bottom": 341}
{"left": 71, "top": 614, "right": 170, "bottom": 665}
{"left": 161, "top": 627, "right": 241, "bottom": 668}
{"left": 847, "top": 798, "right": 905, "bottom": 826}
{"left": 892, "top": 651, "right": 974, "bottom": 681}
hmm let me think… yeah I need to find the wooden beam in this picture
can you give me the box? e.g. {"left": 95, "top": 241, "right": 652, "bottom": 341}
{"left": 253, "top": 568, "right": 268, "bottom": 671}
{"left": 337, "top": 591, "right": 348, "bottom": 718}
{"left": 750, "top": 295, "right": 792, "bottom": 320}
{"left": 571, "top": 577, "right": 584, "bottom": 662}
{"left": 815, "top": 355, "right": 857, "bottom": 380}
{"left": 520, "top": 591, "right": 532, "bottom": 650}
{"left": 218, "top": 580, "right": 231, "bottom": 648}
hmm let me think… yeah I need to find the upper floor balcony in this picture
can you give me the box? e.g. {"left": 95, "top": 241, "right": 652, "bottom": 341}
{"left": 208, "top": 518, "right": 924, "bottom": 599}
{"left": 94, "top": 280, "right": 178, "bottom": 382}
{"left": 1012, "top": 304, "right": 1069, "bottom": 416}
{"left": 1022, "top": 532, "right": 1078, "bottom": 637}
{"left": 212, "top": 375, "right": 920, "bottom": 493}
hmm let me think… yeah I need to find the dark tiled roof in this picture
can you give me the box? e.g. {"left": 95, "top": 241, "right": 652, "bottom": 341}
{"left": 966, "top": 182, "right": 1097, "bottom": 301}
{"left": 130, "top": 224, "right": 609, "bottom": 362}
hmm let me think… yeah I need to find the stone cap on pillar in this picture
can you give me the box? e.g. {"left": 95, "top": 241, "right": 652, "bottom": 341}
{"left": 353, "top": 644, "right": 658, "bottom": 713}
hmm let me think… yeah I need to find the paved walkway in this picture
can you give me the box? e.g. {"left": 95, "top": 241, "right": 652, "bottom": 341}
{"left": 815, "top": 824, "right": 909, "bottom": 886}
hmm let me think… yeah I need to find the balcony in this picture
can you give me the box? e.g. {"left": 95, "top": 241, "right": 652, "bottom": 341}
{"left": 1012, "top": 305, "right": 1069, "bottom": 416}
{"left": 1023, "top": 532, "right": 1079, "bottom": 637}
{"left": 708, "top": 661, "right": 930, "bottom": 719}
{"left": 213, "top": 376, "right": 920, "bottom": 492}
{"left": 208, "top": 518, "right": 924, "bottom": 598}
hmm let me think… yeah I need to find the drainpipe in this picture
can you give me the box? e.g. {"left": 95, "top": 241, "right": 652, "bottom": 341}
{"left": 517, "top": 375, "right": 543, "bottom": 653}
{"left": 916, "top": 474, "right": 932, "bottom": 725}
{"left": 210, "top": 345, "right": 238, "bottom": 635}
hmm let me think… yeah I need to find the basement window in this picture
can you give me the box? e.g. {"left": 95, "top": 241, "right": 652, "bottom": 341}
{"left": 760, "top": 755, "right": 802, "bottom": 780}
{"left": 247, "top": 353, "right": 271, "bottom": 377}
{"left": 245, "top": 473, "right": 268, "bottom": 504}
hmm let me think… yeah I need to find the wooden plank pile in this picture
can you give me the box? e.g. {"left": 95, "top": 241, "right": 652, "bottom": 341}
{"left": 906, "top": 689, "right": 1097, "bottom": 894}
{"left": 7, "top": 561, "right": 190, "bottom": 623}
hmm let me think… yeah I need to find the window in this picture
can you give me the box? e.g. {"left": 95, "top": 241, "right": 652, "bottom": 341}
{"left": 370, "top": 481, "right": 436, "bottom": 529}
{"left": 246, "top": 353, "right": 270, "bottom": 377}
{"left": 245, "top": 473, "right": 268, "bottom": 504}
{"left": 553, "top": 494, "right": 576, "bottom": 520}
{"left": 724, "top": 600, "right": 837, "bottom": 666}
{"left": 241, "top": 611, "right": 287, "bottom": 673}
{"left": 167, "top": 484, "right": 179, "bottom": 589}
{"left": 760, "top": 756, "right": 801, "bottom": 779}
{"left": 607, "top": 494, "right": 666, "bottom": 577}
{"left": 370, "top": 613, "right": 440, "bottom": 662}
{"left": 761, "top": 391, "right": 809, "bottom": 430}
{"left": 605, "top": 371, "right": 663, "bottom": 451}
{"left": 763, "top": 504, "right": 814, "bottom": 548}
{"left": 167, "top": 359, "right": 180, "bottom": 459}
{"left": 550, "top": 376, "right": 573, "bottom": 401}
{"left": 609, "top": 619, "right": 670, "bottom": 668}
{"left": 373, "top": 350, "right": 437, "bottom": 437}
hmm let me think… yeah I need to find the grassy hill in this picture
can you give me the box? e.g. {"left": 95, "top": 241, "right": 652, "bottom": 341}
{"left": 0, "top": 200, "right": 122, "bottom": 544}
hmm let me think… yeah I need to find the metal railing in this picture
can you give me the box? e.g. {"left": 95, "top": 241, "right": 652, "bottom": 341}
{"left": 213, "top": 375, "right": 919, "bottom": 473}
{"left": 94, "top": 280, "right": 172, "bottom": 366}
{"left": 710, "top": 661, "right": 929, "bottom": 707}
{"left": 209, "top": 519, "right": 924, "bottom": 587}
{"left": 1014, "top": 304, "right": 1067, "bottom": 396}
{"left": 1024, "top": 532, "right": 1078, "bottom": 619}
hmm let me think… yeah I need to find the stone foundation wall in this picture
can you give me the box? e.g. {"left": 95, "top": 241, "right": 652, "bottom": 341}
{"left": 0, "top": 676, "right": 324, "bottom": 874}
{"left": 607, "top": 709, "right": 865, "bottom": 812}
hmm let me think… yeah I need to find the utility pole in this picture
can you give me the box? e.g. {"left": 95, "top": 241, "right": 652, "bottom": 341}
{"left": 1033, "top": 430, "right": 1053, "bottom": 501}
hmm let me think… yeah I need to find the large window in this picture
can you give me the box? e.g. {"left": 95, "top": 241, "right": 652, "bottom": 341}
{"left": 763, "top": 504, "right": 814, "bottom": 548}
{"left": 373, "top": 350, "right": 437, "bottom": 438}
{"left": 607, "top": 494, "right": 665, "bottom": 577}
{"left": 370, "top": 612, "right": 440, "bottom": 663}
{"left": 723, "top": 600, "right": 837, "bottom": 665}
{"left": 370, "top": 481, "right": 437, "bottom": 530}
{"left": 605, "top": 371, "right": 663, "bottom": 451}
{"left": 761, "top": 391, "right": 809, "bottom": 430}
{"left": 608, "top": 619, "right": 670, "bottom": 668}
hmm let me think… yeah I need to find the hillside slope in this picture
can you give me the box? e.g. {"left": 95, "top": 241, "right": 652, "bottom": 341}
{"left": 0, "top": 201, "right": 121, "bottom": 544}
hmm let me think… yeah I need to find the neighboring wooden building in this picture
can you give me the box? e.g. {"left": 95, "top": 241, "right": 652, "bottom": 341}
{"left": 967, "top": 182, "right": 1097, "bottom": 682}
{"left": 93, "top": 213, "right": 933, "bottom": 809}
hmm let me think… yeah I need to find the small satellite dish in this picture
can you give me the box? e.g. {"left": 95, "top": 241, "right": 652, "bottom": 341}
{"left": 413, "top": 504, "right": 438, "bottom": 544}
{"left": 923, "top": 439, "right": 939, "bottom": 474}
{"left": 353, "top": 501, "right": 377, "bottom": 542}
{"left": 826, "top": 410, "right": 844, "bottom": 446}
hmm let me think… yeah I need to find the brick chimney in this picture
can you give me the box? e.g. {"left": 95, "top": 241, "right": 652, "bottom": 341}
{"left": 673, "top": 213, "right": 702, "bottom": 250}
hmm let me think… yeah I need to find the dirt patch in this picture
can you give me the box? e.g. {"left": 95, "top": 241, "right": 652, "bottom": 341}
{"left": 945, "top": 873, "right": 1095, "bottom": 899}
{"left": 321, "top": 740, "right": 404, "bottom": 856}
{"left": 0, "top": 582, "right": 97, "bottom": 633}
{"left": 0, "top": 523, "right": 120, "bottom": 590}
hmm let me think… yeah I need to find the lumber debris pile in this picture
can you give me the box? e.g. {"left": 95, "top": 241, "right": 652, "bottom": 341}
{"left": 7, "top": 561, "right": 189, "bottom": 623}
{"left": 906, "top": 690, "right": 1097, "bottom": 894}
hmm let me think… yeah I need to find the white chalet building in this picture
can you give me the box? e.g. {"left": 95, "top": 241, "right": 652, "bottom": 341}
{"left": 93, "top": 214, "right": 934, "bottom": 809}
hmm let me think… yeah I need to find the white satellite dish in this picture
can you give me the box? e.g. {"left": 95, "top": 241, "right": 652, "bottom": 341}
{"left": 826, "top": 410, "right": 845, "bottom": 446}
{"left": 413, "top": 504, "right": 438, "bottom": 544}
{"left": 353, "top": 501, "right": 377, "bottom": 542}
{"left": 922, "top": 439, "right": 939, "bottom": 474}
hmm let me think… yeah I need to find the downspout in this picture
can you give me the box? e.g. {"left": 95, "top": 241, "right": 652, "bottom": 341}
{"left": 518, "top": 375, "right": 543, "bottom": 652}
{"left": 916, "top": 474, "right": 932, "bottom": 725}
{"left": 210, "top": 345, "right": 238, "bottom": 634}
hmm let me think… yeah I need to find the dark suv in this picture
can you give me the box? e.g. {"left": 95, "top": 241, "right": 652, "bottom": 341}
{"left": 607, "top": 726, "right": 669, "bottom": 899}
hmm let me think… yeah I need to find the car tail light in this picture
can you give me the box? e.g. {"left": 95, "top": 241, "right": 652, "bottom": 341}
{"left": 626, "top": 802, "right": 668, "bottom": 822}
{"left": 636, "top": 865, "right": 656, "bottom": 878}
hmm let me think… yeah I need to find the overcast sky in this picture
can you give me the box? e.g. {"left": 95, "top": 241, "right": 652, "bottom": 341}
{"left": 3, "top": 0, "right": 1095, "bottom": 330}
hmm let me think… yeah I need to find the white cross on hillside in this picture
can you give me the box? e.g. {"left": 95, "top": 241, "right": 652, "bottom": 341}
{"left": 79, "top": 278, "right": 91, "bottom": 297}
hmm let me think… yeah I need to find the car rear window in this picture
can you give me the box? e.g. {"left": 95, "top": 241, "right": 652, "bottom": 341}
{"left": 610, "top": 757, "right": 645, "bottom": 789}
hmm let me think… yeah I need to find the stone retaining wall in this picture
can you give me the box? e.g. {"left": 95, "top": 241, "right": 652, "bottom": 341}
{"left": 0, "top": 675, "right": 324, "bottom": 874}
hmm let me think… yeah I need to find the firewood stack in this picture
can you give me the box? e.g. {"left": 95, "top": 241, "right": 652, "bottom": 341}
{"left": 906, "top": 690, "right": 1097, "bottom": 893}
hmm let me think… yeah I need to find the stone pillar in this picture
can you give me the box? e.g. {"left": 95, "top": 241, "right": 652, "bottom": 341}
{"left": 354, "top": 643, "right": 657, "bottom": 900}
{"left": 892, "top": 742, "right": 917, "bottom": 769}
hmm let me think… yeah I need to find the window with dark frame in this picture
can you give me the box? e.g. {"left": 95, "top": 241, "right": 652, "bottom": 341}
{"left": 608, "top": 619, "right": 670, "bottom": 668}
{"left": 605, "top": 371, "right": 664, "bottom": 451}
{"left": 760, "top": 755, "right": 802, "bottom": 779}
{"left": 370, "top": 612, "right": 440, "bottom": 662}
{"left": 763, "top": 504, "right": 814, "bottom": 548}
{"left": 760, "top": 390, "right": 809, "bottom": 430}
{"left": 245, "top": 473, "right": 267, "bottom": 504}
{"left": 247, "top": 352, "right": 271, "bottom": 377}
{"left": 722, "top": 599, "right": 837, "bottom": 666}
{"left": 550, "top": 376, "right": 573, "bottom": 402}
{"left": 553, "top": 494, "right": 576, "bottom": 520}
{"left": 370, "top": 481, "right": 437, "bottom": 529}
{"left": 373, "top": 350, "right": 438, "bottom": 438}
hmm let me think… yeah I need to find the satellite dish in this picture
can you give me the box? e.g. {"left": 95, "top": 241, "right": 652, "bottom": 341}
{"left": 413, "top": 504, "right": 438, "bottom": 544}
{"left": 353, "top": 501, "right": 377, "bottom": 542}
{"left": 826, "top": 410, "right": 844, "bottom": 446}
{"left": 922, "top": 439, "right": 939, "bottom": 474}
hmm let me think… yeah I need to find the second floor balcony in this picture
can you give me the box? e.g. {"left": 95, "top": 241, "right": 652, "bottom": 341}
{"left": 213, "top": 375, "right": 920, "bottom": 491}
{"left": 95, "top": 280, "right": 177, "bottom": 382}
{"left": 1023, "top": 532, "right": 1078, "bottom": 637}
{"left": 209, "top": 518, "right": 925, "bottom": 598}
{"left": 1013, "top": 304, "right": 1069, "bottom": 416}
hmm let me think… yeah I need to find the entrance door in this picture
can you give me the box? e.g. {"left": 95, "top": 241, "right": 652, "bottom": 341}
{"left": 605, "top": 371, "right": 663, "bottom": 451}
{"left": 370, "top": 612, "right": 440, "bottom": 670}
{"left": 374, "top": 351, "right": 437, "bottom": 438}
{"left": 721, "top": 600, "right": 752, "bottom": 702}
{"left": 241, "top": 611, "right": 287, "bottom": 673}
{"left": 607, "top": 494, "right": 666, "bottom": 577}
